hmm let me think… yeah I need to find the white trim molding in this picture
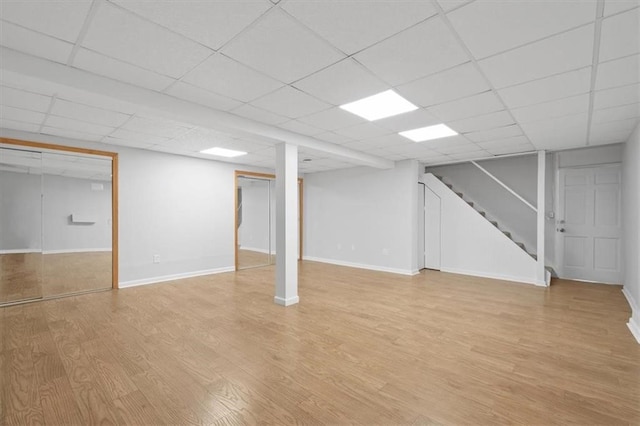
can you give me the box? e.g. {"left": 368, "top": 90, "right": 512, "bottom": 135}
{"left": 119, "top": 266, "right": 234, "bottom": 289}
{"left": 0, "top": 249, "right": 42, "bottom": 254}
{"left": 303, "top": 256, "right": 419, "bottom": 276}
{"left": 43, "top": 248, "right": 112, "bottom": 254}
{"left": 274, "top": 296, "right": 300, "bottom": 306}
{"left": 441, "top": 267, "right": 546, "bottom": 287}
{"left": 622, "top": 287, "right": 640, "bottom": 344}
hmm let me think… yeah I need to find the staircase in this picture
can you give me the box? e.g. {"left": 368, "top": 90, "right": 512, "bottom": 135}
{"left": 435, "top": 175, "right": 539, "bottom": 262}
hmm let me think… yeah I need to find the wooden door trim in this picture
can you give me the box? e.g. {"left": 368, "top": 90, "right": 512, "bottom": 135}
{"left": 234, "top": 170, "right": 303, "bottom": 270}
{"left": 0, "top": 137, "right": 120, "bottom": 289}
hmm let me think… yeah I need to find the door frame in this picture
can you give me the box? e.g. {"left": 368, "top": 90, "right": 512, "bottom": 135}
{"left": 0, "top": 137, "right": 119, "bottom": 289}
{"left": 234, "top": 170, "right": 303, "bottom": 271}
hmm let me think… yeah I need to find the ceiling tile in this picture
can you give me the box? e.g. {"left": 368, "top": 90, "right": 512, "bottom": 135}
{"left": 282, "top": 0, "right": 437, "bottom": 55}
{"left": 592, "top": 103, "right": 640, "bottom": 124}
{"left": 0, "top": 21, "right": 73, "bottom": 64}
{"left": 231, "top": 104, "right": 289, "bottom": 125}
{"left": 593, "top": 83, "right": 640, "bottom": 109}
{"left": 222, "top": 8, "right": 344, "bottom": 83}
{"left": 0, "top": 105, "right": 45, "bottom": 124}
{"left": 121, "top": 116, "right": 192, "bottom": 139}
{"left": 41, "top": 126, "right": 104, "bottom": 142}
{"left": 520, "top": 113, "right": 589, "bottom": 149}
{"left": 375, "top": 109, "right": 441, "bottom": 133}
{"left": 110, "top": 128, "right": 172, "bottom": 145}
{"left": 478, "top": 25, "right": 594, "bottom": 89}
{"left": 465, "top": 124, "right": 523, "bottom": 143}
{"left": 81, "top": 2, "right": 213, "bottom": 79}
{"left": 182, "top": 54, "right": 284, "bottom": 103}
{"left": 354, "top": 16, "right": 469, "bottom": 86}
{"left": 0, "top": 118, "right": 40, "bottom": 133}
{"left": 164, "top": 82, "right": 243, "bottom": 111}
{"left": 428, "top": 91, "right": 503, "bottom": 122}
{"left": 604, "top": 1, "right": 639, "bottom": 16}
{"left": 344, "top": 133, "right": 413, "bottom": 150}
{"left": 45, "top": 115, "right": 114, "bottom": 136}
{"left": 293, "top": 58, "right": 387, "bottom": 106}
{"left": 334, "top": 122, "right": 393, "bottom": 140}
{"left": 112, "top": 0, "right": 271, "bottom": 50}
{"left": 599, "top": 8, "right": 640, "bottom": 62}
{"left": 589, "top": 119, "right": 638, "bottom": 144}
{"left": 498, "top": 67, "right": 592, "bottom": 108}
{"left": 437, "top": 0, "right": 473, "bottom": 12}
{"left": 448, "top": 1, "right": 596, "bottom": 59}
{"left": 435, "top": 142, "right": 484, "bottom": 155}
{"left": 595, "top": 54, "right": 640, "bottom": 90}
{"left": 396, "top": 62, "right": 489, "bottom": 107}
{"left": 315, "top": 131, "right": 354, "bottom": 145}
{"left": 51, "top": 99, "right": 131, "bottom": 128}
{"left": 0, "top": 85, "right": 51, "bottom": 112}
{"left": 297, "top": 107, "right": 364, "bottom": 131}
{"left": 484, "top": 143, "right": 535, "bottom": 156}
{"left": 447, "top": 150, "right": 491, "bottom": 161}
{"left": 103, "top": 136, "right": 155, "bottom": 150}
{"left": 448, "top": 110, "right": 514, "bottom": 133}
{"left": 278, "top": 120, "right": 324, "bottom": 136}
{"left": 0, "top": 0, "right": 92, "bottom": 43}
{"left": 250, "top": 86, "right": 330, "bottom": 119}
{"left": 419, "top": 134, "right": 471, "bottom": 150}
{"left": 72, "top": 48, "right": 174, "bottom": 92}
{"left": 477, "top": 135, "right": 532, "bottom": 150}
{"left": 159, "top": 128, "right": 237, "bottom": 152}
{"left": 510, "top": 94, "right": 590, "bottom": 124}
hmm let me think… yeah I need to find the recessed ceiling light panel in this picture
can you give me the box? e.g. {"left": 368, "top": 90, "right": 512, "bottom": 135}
{"left": 399, "top": 124, "right": 458, "bottom": 142}
{"left": 200, "top": 147, "right": 247, "bottom": 157}
{"left": 339, "top": 90, "right": 418, "bottom": 121}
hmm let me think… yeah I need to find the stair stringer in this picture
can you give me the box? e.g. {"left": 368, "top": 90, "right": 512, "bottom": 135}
{"left": 424, "top": 173, "right": 542, "bottom": 286}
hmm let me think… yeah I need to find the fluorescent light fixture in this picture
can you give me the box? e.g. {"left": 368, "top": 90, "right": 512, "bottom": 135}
{"left": 200, "top": 147, "right": 247, "bottom": 157}
{"left": 339, "top": 90, "right": 418, "bottom": 121}
{"left": 399, "top": 124, "right": 458, "bottom": 142}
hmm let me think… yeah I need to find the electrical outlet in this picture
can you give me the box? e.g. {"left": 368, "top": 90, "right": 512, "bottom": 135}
{"left": 153, "top": 254, "right": 160, "bottom": 263}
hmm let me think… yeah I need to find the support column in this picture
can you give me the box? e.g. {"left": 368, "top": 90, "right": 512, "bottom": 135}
{"left": 536, "top": 150, "right": 547, "bottom": 286}
{"left": 274, "top": 143, "right": 299, "bottom": 306}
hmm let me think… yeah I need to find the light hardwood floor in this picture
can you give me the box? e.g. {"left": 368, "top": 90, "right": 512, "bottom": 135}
{"left": 1, "top": 262, "right": 639, "bottom": 425}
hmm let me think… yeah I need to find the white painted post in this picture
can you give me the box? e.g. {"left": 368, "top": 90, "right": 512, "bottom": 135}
{"left": 274, "top": 143, "right": 299, "bottom": 306}
{"left": 537, "top": 151, "right": 547, "bottom": 286}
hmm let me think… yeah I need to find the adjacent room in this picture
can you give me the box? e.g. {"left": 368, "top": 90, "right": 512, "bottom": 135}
{"left": 1, "top": 0, "right": 639, "bottom": 424}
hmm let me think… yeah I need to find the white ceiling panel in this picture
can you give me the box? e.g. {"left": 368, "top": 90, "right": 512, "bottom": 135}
{"left": 354, "top": 17, "right": 469, "bottom": 86}
{"left": 593, "top": 83, "right": 640, "bottom": 110}
{"left": 315, "top": 131, "right": 354, "bottom": 145}
{"left": 465, "top": 124, "right": 523, "bottom": 143}
{"left": 278, "top": 120, "right": 323, "bottom": 136}
{"left": 0, "top": 20, "right": 73, "bottom": 64}
{"left": 448, "top": 110, "right": 514, "bottom": 133}
{"left": 182, "top": 54, "right": 283, "bottom": 103}
{"left": 510, "top": 94, "right": 591, "bottom": 124}
{"left": 0, "top": 105, "right": 45, "bottom": 124}
{"left": 477, "top": 135, "right": 532, "bottom": 150}
{"left": 438, "top": 0, "right": 473, "bottom": 12}
{"left": 250, "top": 86, "right": 330, "bottom": 119}
{"left": 447, "top": 1, "right": 596, "bottom": 59}
{"left": 0, "top": 85, "right": 51, "bottom": 112}
{"left": 344, "top": 133, "right": 412, "bottom": 150}
{"left": 435, "top": 143, "right": 485, "bottom": 155}
{"left": 72, "top": 48, "right": 174, "bottom": 92}
{"left": 0, "top": 0, "right": 92, "bottom": 43}
{"left": 592, "top": 103, "right": 640, "bottom": 124}
{"left": 0, "top": 118, "right": 40, "bottom": 133}
{"left": 498, "top": 67, "right": 592, "bottom": 108}
{"left": 334, "top": 122, "right": 393, "bottom": 140}
{"left": 121, "top": 116, "right": 192, "bottom": 139}
{"left": 589, "top": 117, "right": 639, "bottom": 142}
{"left": 293, "top": 58, "right": 387, "bottom": 106}
{"left": 599, "top": 8, "right": 640, "bottom": 62}
{"left": 484, "top": 143, "right": 535, "bottom": 156}
{"left": 82, "top": 2, "right": 213, "bottom": 79}
{"left": 158, "top": 128, "right": 238, "bottom": 152}
{"left": 297, "top": 107, "right": 364, "bottom": 131}
{"left": 164, "top": 82, "right": 243, "bottom": 112}
{"left": 109, "top": 128, "right": 172, "bottom": 145}
{"left": 51, "top": 99, "right": 131, "bottom": 128}
{"left": 222, "top": 9, "right": 344, "bottom": 83}
{"left": 604, "top": 1, "right": 639, "bottom": 16}
{"left": 282, "top": 0, "right": 437, "bottom": 55}
{"left": 45, "top": 115, "right": 114, "bottom": 136}
{"left": 375, "top": 108, "right": 441, "bottom": 133}
{"left": 103, "top": 136, "right": 155, "bottom": 150}
{"left": 478, "top": 25, "right": 594, "bottom": 89}
{"left": 231, "top": 104, "right": 289, "bottom": 125}
{"left": 428, "top": 91, "right": 504, "bottom": 122}
{"left": 447, "top": 151, "right": 491, "bottom": 161}
{"left": 112, "top": 0, "right": 271, "bottom": 50}
{"left": 595, "top": 54, "right": 640, "bottom": 90}
{"left": 521, "top": 113, "right": 589, "bottom": 149}
{"left": 397, "top": 62, "right": 489, "bottom": 108}
{"left": 41, "top": 126, "right": 104, "bottom": 142}
{"left": 419, "top": 134, "right": 471, "bottom": 150}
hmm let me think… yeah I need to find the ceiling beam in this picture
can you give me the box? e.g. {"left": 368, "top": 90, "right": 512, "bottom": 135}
{"left": 0, "top": 47, "right": 395, "bottom": 169}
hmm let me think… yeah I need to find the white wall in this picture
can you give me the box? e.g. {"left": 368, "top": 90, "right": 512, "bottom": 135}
{"left": 0, "top": 170, "right": 42, "bottom": 251}
{"left": 1, "top": 128, "right": 271, "bottom": 286}
{"left": 304, "top": 159, "right": 420, "bottom": 275}
{"left": 622, "top": 124, "right": 640, "bottom": 342}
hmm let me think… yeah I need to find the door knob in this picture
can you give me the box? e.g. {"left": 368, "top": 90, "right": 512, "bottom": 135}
{"left": 558, "top": 228, "right": 565, "bottom": 233}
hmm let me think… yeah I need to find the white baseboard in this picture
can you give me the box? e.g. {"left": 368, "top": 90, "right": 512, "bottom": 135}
{"left": 239, "top": 246, "right": 274, "bottom": 255}
{"left": 119, "top": 266, "right": 235, "bottom": 289}
{"left": 440, "top": 266, "right": 541, "bottom": 286}
{"left": 43, "top": 248, "right": 112, "bottom": 254}
{"left": 622, "top": 287, "right": 640, "bottom": 344}
{"left": 0, "top": 249, "right": 42, "bottom": 254}
{"left": 303, "top": 256, "right": 418, "bottom": 276}
{"left": 274, "top": 295, "right": 299, "bottom": 306}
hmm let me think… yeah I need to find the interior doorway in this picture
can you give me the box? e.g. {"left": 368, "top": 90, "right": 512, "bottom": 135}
{"left": 556, "top": 164, "right": 622, "bottom": 283}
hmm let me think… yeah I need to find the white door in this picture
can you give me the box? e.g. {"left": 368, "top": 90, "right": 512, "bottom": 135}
{"left": 424, "top": 187, "right": 441, "bottom": 270}
{"left": 557, "top": 164, "right": 622, "bottom": 283}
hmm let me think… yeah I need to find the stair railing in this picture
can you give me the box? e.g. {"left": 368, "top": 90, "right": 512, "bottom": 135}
{"left": 470, "top": 161, "right": 537, "bottom": 212}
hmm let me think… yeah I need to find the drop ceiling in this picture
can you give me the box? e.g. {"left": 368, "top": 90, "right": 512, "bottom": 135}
{"left": 0, "top": 0, "right": 638, "bottom": 173}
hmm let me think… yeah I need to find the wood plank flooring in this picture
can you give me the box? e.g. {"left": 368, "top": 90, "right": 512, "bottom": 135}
{"left": 1, "top": 261, "right": 639, "bottom": 425}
